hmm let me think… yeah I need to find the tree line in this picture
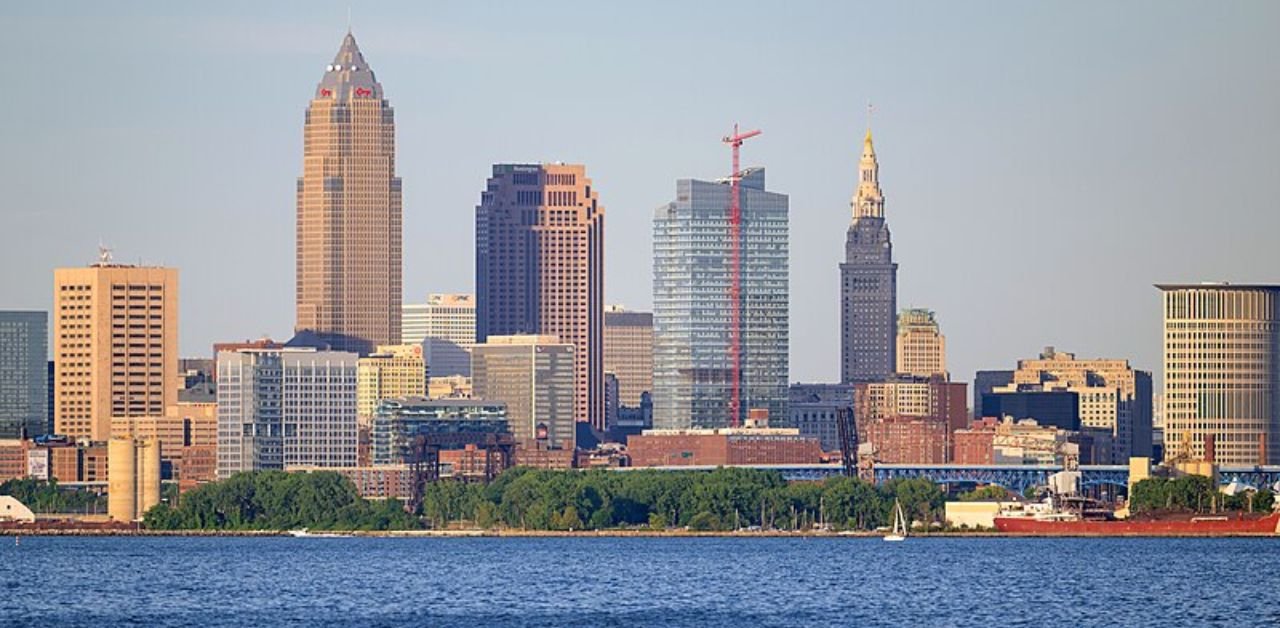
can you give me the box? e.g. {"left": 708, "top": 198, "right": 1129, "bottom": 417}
{"left": 0, "top": 478, "right": 107, "bottom": 514}
{"left": 1129, "top": 476, "right": 1275, "bottom": 514}
{"left": 144, "top": 471, "right": 417, "bottom": 531}
{"left": 420, "top": 467, "right": 944, "bottom": 532}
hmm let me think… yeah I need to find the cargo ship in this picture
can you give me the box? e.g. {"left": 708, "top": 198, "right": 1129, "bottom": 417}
{"left": 993, "top": 498, "right": 1280, "bottom": 536}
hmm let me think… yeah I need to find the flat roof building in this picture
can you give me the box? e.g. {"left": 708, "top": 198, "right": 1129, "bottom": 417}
{"left": 0, "top": 312, "right": 48, "bottom": 439}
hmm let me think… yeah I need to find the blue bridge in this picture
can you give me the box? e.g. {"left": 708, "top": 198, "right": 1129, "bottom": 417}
{"left": 625, "top": 464, "right": 1280, "bottom": 494}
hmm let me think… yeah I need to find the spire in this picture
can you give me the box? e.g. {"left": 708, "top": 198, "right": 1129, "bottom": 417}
{"left": 851, "top": 112, "right": 884, "bottom": 220}
{"left": 314, "top": 31, "right": 383, "bottom": 102}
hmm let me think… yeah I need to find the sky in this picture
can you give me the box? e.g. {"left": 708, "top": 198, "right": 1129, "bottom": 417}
{"left": 1, "top": 1, "right": 1278, "bottom": 389}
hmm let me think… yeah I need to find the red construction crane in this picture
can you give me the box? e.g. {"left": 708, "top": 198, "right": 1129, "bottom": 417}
{"left": 722, "top": 124, "right": 761, "bottom": 428}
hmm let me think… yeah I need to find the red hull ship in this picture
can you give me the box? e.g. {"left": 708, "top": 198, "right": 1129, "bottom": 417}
{"left": 994, "top": 512, "right": 1280, "bottom": 536}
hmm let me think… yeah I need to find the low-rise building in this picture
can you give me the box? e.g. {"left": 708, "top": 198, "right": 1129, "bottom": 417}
{"left": 863, "top": 416, "right": 948, "bottom": 464}
{"left": 627, "top": 426, "right": 824, "bottom": 467}
{"left": 788, "top": 383, "right": 853, "bottom": 452}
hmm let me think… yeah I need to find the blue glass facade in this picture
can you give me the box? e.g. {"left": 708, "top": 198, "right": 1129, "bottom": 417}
{"left": 653, "top": 169, "right": 789, "bottom": 429}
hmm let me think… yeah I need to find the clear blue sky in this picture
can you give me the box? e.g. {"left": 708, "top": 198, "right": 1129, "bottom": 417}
{"left": 1, "top": 1, "right": 1277, "bottom": 388}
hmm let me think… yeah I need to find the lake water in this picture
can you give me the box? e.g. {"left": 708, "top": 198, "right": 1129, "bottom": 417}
{"left": 2, "top": 536, "right": 1277, "bottom": 627}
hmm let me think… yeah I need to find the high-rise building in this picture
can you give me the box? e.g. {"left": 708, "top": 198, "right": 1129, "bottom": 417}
{"left": 896, "top": 308, "right": 947, "bottom": 379}
{"left": 216, "top": 348, "right": 358, "bottom": 478}
{"left": 1157, "top": 284, "right": 1280, "bottom": 465}
{"left": 295, "top": 31, "right": 402, "bottom": 355}
{"left": 356, "top": 344, "right": 426, "bottom": 423}
{"left": 841, "top": 128, "right": 898, "bottom": 383}
{"left": 603, "top": 305, "right": 653, "bottom": 408}
{"left": 470, "top": 335, "right": 575, "bottom": 450}
{"left": 1002, "top": 346, "right": 1153, "bottom": 460}
{"left": 855, "top": 377, "right": 969, "bottom": 436}
{"left": 475, "top": 164, "right": 604, "bottom": 428}
{"left": 0, "top": 312, "right": 48, "bottom": 439}
{"left": 53, "top": 259, "right": 179, "bottom": 442}
{"left": 653, "top": 168, "right": 789, "bottom": 429}
{"left": 403, "top": 294, "right": 476, "bottom": 377}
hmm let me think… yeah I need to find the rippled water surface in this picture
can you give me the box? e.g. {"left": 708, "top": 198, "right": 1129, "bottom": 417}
{"left": 3, "top": 536, "right": 1279, "bottom": 627}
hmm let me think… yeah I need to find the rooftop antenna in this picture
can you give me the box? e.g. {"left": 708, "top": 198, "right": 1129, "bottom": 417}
{"left": 96, "top": 241, "right": 113, "bottom": 266}
{"left": 866, "top": 100, "right": 874, "bottom": 132}
{"left": 347, "top": 6, "right": 352, "bottom": 33}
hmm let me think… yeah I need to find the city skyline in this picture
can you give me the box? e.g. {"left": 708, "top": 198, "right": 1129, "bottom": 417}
{"left": 2, "top": 3, "right": 1278, "bottom": 387}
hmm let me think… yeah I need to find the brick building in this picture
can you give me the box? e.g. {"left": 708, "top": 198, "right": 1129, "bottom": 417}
{"left": 627, "top": 428, "right": 824, "bottom": 467}
{"left": 864, "top": 416, "right": 948, "bottom": 464}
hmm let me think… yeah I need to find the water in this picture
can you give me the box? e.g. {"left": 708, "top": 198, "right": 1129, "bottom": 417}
{"left": 2, "top": 536, "right": 1278, "bottom": 627}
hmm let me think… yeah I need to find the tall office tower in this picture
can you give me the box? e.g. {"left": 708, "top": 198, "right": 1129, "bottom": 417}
{"left": 0, "top": 312, "right": 48, "bottom": 438}
{"left": 295, "top": 31, "right": 402, "bottom": 356}
{"left": 896, "top": 308, "right": 947, "bottom": 379}
{"left": 403, "top": 294, "right": 476, "bottom": 377}
{"left": 470, "top": 335, "right": 575, "bottom": 450}
{"left": 1005, "top": 346, "right": 1152, "bottom": 460}
{"left": 1157, "top": 284, "right": 1280, "bottom": 465}
{"left": 216, "top": 348, "right": 358, "bottom": 479}
{"left": 841, "top": 128, "right": 898, "bottom": 383}
{"left": 475, "top": 164, "right": 605, "bottom": 429}
{"left": 653, "top": 168, "right": 789, "bottom": 429}
{"left": 53, "top": 259, "right": 178, "bottom": 442}
{"left": 356, "top": 344, "right": 426, "bottom": 424}
{"left": 603, "top": 305, "right": 653, "bottom": 408}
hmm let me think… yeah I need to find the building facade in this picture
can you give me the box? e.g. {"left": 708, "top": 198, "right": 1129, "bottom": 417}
{"left": 53, "top": 261, "right": 179, "bottom": 442}
{"left": 1158, "top": 284, "right": 1280, "bottom": 465}
{"left": 1004, "top": 346, "right": 1152, "bottom": 460}
{"left": 356, "top": 344, "right": 426, "bottom": 423}
{"left": 855, "top": 377, "right": 969, "bottom": 435}
{"left": 864, "top": 416, "right": 949, "bottom": 464}
{"left": 402, "top": 293, "right": 476, "bottom": 377}
{"left": 627, "top": 427, "right": 824, "bottom": 467}
{"left": 603, "top": 305, "right": 653, "bottom": 408}
{"left": 470, "top": 335, "right": 576, "bottom": 449}
{"left": 295, "top": 32, "right": 402, "bottom": 355}
{"left": 370, "top": 397, "right": 509, "bottom": 465}
{"left": 981, "top": 390, "right": 1080, "bottom": 431}
{"left": 216, "top": 348, "right": 358, "bottom": 479}
{"left": 111, "top": 401, "right": 217, "bottom": 483}
{"left": 475, "top": 164, "right": 604, "bottom": 429}
{"left": 0, "top": 312, "right": 48, "bottom": 438}
{"left": 788, "top": 383, "right": 854, "bottom": 452}
{"left": 972, "top": 370, "right": 1014, "bottom": 419}
{"left": 841, "top": 129, "right": 898, "bottom": 383}
{"left": 896, "top": 308, "right": 946, "bottom": 379}
{"left": 653, "top": 168, "right": 789, "bottom": 429}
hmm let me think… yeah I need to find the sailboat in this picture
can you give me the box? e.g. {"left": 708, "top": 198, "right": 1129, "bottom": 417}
{"left": 884, "top": 499, "right": 908, "bottom": 542}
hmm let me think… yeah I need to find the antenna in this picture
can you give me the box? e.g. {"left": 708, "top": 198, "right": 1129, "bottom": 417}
{"left": 866, "top": 100, "right": 874, "bottom": 131}
{"left": 96, "top": 241, "right": 113, "bottom": 266}
{"left": 347, "top": 6, "right": 352, "bottom": 33}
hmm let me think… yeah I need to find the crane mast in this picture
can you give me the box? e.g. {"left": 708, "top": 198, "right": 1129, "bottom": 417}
{"left": 722, "top": 124, "right": 761, "bottom": 428}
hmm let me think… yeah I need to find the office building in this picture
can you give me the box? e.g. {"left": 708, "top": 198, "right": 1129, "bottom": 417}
{"left": 841, "top": 128, "right": 898, "bottom": 383}
{"left": 603, "top": 305, "right": 653, "bottom": 408}
{"left": 653, "top": 168, "right": 789, "bottom": 429}
{"left": 788, "top": 383, "right": 854, "bottom": 452}
{"left": 402, "top": 293, "right": 476, "bottom": 377}
{"left": 855, "top": 377, "right": 969, "bottom": 435}
{"left": 864, "top": 416, "right": 949, "bottom": 464}
{"left": 981, "top": 390, "right": 1080, "bottom": 431}
{"left": 356, "top": 344, "right": 426, "bottom": 424}
{"left": 53, "top": 258, "right": 179, "bottom": 442}
{"left": 628, "top": 426, "right": 824, "bottom": 467}
{"left": 1005, "top": 346, "right": 1152, "bottom": 460}
{"left": 296, "top": 31, "right": 402, "bottom": 355}
{"left": 112, "top": 402, "right": 217, "bottom": 483}
{"left": 973, "top": 370, "right": 1014, "bottom": 419}
{"left": 216, "top": 348, "right": 358, "bottom": 479}
{"left": 470, "top": 335, "right": 575, "bottom": 449}
{"left": 0, "top": 312, "right": 48, "bottom": 439}
{"left": 1157, "top": 284, "right": 1280, "bottom": 465}
{"left": 476, "top": 164, "right": 605, "bottom": 429}
{"left": 896, "top": 308, "right": 946, "bottom": 379}
{"left": 370, "top": 397, "right": 509, "bottom": 465}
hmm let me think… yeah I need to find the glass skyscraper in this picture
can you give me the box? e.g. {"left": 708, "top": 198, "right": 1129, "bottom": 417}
{"left": 653, "top": 169, "right": 789, "bottom": 429}
{"left": 0, "top": 311, "right": 48, "bottom": 438}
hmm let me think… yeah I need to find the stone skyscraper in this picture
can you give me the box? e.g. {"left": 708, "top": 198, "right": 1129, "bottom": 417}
{"left": 841, "top": 128, "right": 898, "bottom": 383}
{"left": 295, "top": 32, "right": 402, "bottom": 355}
{"left": 475, "top": 164, "right": 605, "bottom": 429}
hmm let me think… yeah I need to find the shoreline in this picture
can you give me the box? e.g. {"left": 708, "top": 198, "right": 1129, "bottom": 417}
{"left": 4, "top": 527, "right": 1278, "bottom": 539}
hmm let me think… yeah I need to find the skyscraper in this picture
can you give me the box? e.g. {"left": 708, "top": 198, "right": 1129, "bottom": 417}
{"left": 653, "top": 168, "right": 789, "bottom": 429}
{"left": 841, "top": 128, "right": 898, "bottom": 383}
{"left": 295, "top": 31, "right": 402, "bottom": 356}
{"left": 603, "top": 305, "right": 653, "bottom": 408}
{"left": 1157, "top": 284, "right": 1280, "bottom": 465}
{"left": 0, "top": 312, "right": 48, "bottom": 439}
{"left": 216, "top": 348, "right": 358, "bottom": 478}
{"left": 402, "top": 293, "right": 476, "bottom": 377}
{"left": 475, "top": 164, "right": 605, "bottom": 429}
{"left": 470, "top": 335, "right": 576, "bottom": 450}
{"left": 53, "top": 258, "right": 179, "bottom": 442}
{"left": 896, "top": 308, "right": 947, "bottom": 379}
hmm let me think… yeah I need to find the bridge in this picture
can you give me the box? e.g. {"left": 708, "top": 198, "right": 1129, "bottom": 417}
{"left": 623, "top": 464, "right": 1280, "bottom": 494}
